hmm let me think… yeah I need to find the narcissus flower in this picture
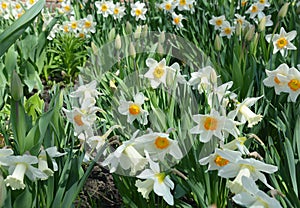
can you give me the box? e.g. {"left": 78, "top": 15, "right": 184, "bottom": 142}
{"left": 80, "top": 15, "right": 96, "bottom": 33}
{"left": 266, "top": 27, "right": 297, "bottom": 56}
{"left": 111, "top": 2, "right": 126, "bottom": 20}
{"left": 160, "top": 0, "right": 176, "bottom": 13}
{"left": 245, "top": 3, "right": 264, "bottom": 19}
{"left": 209, "top": 15, "right": 227, "bottom": 30}
{"left": 136, "top": 152, "right": 175, "bottom": 205}
{"left": 131, "top": 1, "right": 147, "bottom": 21}
{"left": 177, "top": 0, "right": 195, "bottom": 11}
{"left": 188, "top": 66, "right": 218, "bottom": 93}
{"left": 190, "top": 109, "right": 239, "bottom": 143}
{"left": 228, "top": 96, "right": 263, "bottom": 128}
{"left": 233, "top": 177, "right": 282, "bottom": 208}
{"left": 95, "top": 0, "right": 113, "bottom": 17}
{"left": 199, "top": 148, "right": 242, "bottom": 171}
{"left": 102, "top": 133, "right": 147, "bottom": 175}
{"left": 263, "top": 63, "right": 290, "bottom": 94}
{"left": 220, "top": 22, "right": 235, "bottom": 39}
{"left": 171, "top": 12, "right": 185, "bottom": 29}
{"left": 0, "top": 155, "right": 47, "bottom": 190}
{"left": 118, "top": 92, "right": 148, "bottom": 125}
{"left": 144, "top": 58, "right": 168, "bottom": 88}
{"left": 280, "top": 67, "right": 300, "bottom": 102}
{"left": 257, "top": 0, "right": 270, "bottom": 8}
{"left": 134, "top": 129, "right": 183, "bottom": 161}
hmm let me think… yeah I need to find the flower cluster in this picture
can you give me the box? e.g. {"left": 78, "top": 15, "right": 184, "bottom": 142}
{"left": 0, "top": 147, "right": 65, "bottom": 190}
{"left": 0, "top": 0, "right": 32, "bottom": 20}
{"left": 209, "top": 0, "right": 273, "bottom": 39}
{"left": 264, "top": 63, "right": 300, "bottom": 102}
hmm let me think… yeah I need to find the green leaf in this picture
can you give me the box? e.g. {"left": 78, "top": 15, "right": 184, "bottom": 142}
{"left": 13, "top": 188, "right": 32, "bottom": 208}
{"left": 0, "top": 0, "right": 45, "bottom": 57}
{"left": 4, "top": 47, "right": 18, "bottom": 77}
{"left": 284, "top": 139, "right": 298, "bottom": 197}
{"left": 25, "top": 94, "right": 44, "bottom": 123}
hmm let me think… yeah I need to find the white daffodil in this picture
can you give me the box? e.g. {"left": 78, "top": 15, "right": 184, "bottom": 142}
{"left": 102, "top": 138, "right": 147, "bottom": 176}
{"left": 166, "top": 62, "right": 186, "bottom": 87}
{"left": 131, "top": 1, "right": 147, "bottom": 21}
{"left": 70, "top": 80, "right": 101, "bottom": 108}
{"left": 171, "top": 12, "right": 185, "bottom": 29}
{"left": 80, "top": 14, "right": 96, "bottom": 34}
{"left": 234, "top": 14, "right": 248, "bottom": 28}
{"left": 220, "top": 21, "right": 235, "bottom": 39}
{"left": 190, "top": 109, "right": 239, "bottom": 143}
{"left": 233, "top": 177, "right": 282, "bottom": 208}
{"left": 0, "top": 1, "right": 10, "bottom": 19}
{"left": 0, "top": 155, "right": 47, "bottom": 190}
{"left": 245, "top": 3, "right": 264, "bottom": 19}
{"left": 199, "top": 148, "right": 242, "bottom": 172}
{"left": 257, "top": 13, "right": 273, "bottom": 27}
{"left": 263, "top": 63, "right": 290, "bottom": 95}
{"left": 188, "top": 66, "right": 218, "bottom": 93}
{"left": 222, "top": 137, "right": 250, "bottom": 155}
{"left": 280, "top": 67, "right": 300, "bottom": 102}
{"left": 87, "top": 125, "right": 122, "bottom": 151}
{"left": 207, "top": 81, "right": 237, "bottom": 108}
{"left": 0, "top": 149, "right": 14, "bottom": 166}
{"left": 134, "top": 129, "right": 183, "bottom": 162}
{"left": 95, "top": 0, "right": 113, "bottom": 17}
{"left": 177, "top": 0, "right": 194, "bottom": 11}
{"left": 265, "top": 27, "right": 297, "bottom": 56}
{"left": 257, "top": 0, "right": 270, "bottom": 8}
{"left": 227, "top": 166, "right": 251, "bottom": 194}
{"left": 61, "top": 21, "right": 71, "bottom": 33}
{"left": 58, "top": 0, "right": 73, "bottom": 15}
{"left": 218, "top": 157, "right": 278, "bottom": 189}
{"left": 209, "top": 15, "right": 227, "bottom": 30}
{"left": 111, "top": 2, "right": 126, "bottom": 20}
{"left": 63, "top": 106, "right": 100, "bottom": 136}
{"left": 228, "top": 96, "right": 263, "bottom": 128}
{"left": 118, "top": 92, "right": 148, "bottom": 125}
{"left": 136, "top": 152, "right": 175, "bottom": 205}
{"left": 25, "top": 0, "right": 36, "bottom": 9}
{"left": 160, "top": 0, "right": 176, "bottom": 13}
{"left": 69, "top": 16, "right": 79, "bottom": 33}
{"left": 144, "top": 58, "right": 168, "bottom": 88}
{"left": 38, "top": 147, "right": 66, "bottom": 178}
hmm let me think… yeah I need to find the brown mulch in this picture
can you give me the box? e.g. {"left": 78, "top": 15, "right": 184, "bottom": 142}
{"left": 74, "top": 164, "right": 123, "bottom": 208}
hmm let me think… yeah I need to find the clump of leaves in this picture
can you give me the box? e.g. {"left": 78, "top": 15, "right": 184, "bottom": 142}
{"left": 46, "top": 33, "right": 88, "bottom": 84}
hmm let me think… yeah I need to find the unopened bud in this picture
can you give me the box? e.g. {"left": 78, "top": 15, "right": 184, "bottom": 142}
{"left": 278, "top": 3, "right": 290, "bottom": 19}
{"left": 11, "top": 71, "right": 23, "bottom": 101}
{"left": 157, "top": 43, "right": 164, "bottom": 55}
{"left": 129, "top": 42, "right": 136, "bottom": 58}
{"left": 115, "top": 34, "right": 122, "bottom": 50}
{"left": 258, "top": 16, "right": 266, "bottom": 32}
{"left": 235, "top": 22, "right": 242, "bottom": 36}
{"left": 108, "top": 27, "right": 116, "bottom": 41}
{"left": 91, "top": 42, "right": 98, "bottom": 54}
{"left": 245, "top": 25, "right": 255, "bottom": 41}
{"left": 141, "top": 24, "right": 148, "bottom": 38}
{"left": 159, "top": 31, "right": 165, "bottom": 43}
{"left": 134, "top": 25, "right": 142, "bottom": 39}
{"left": 214, "top": 35, "right": 222, "bottom": 51}
{"left": 125, "top": 21, "right": 132, "bottom": 34}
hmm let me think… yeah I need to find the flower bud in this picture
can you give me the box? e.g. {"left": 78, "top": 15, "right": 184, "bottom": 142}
{"left": 108, "top": 27, "right": 116, "bottom": 42}
{"left": 258, "top": 16, "right": 266, "bottom": 32}
{"left": 159, "top": 31, "right": 165, "bottom": 43}
{"left": 157, "top": 43, "right": 164, "bottom": 55}
{"left": 214, "top": 34, "right": 222, "bottom": 51}
{"left": 129, "top": 42, "right": 136, "bottom": 58}
{"left": 134, "top": 25, "right": 142, "bottom": 39}
{"left": 235, "top": 22, "right": 242, "bottom": 36}
{"left": 125, "top": 21, "right": 132, "bottom": 34}
{"left": 141, "top": 24, "right": 148, "bottom": 38}
{"left": 278, "top": 3, "right": 290, "bottom": 19}
{"left": 10, "top": 71, "right": 23, "bottom": 101}
{"left": 245, "top": 25, "right": 255, "bottom": 41}
{"left": 115, "top": 34, "right": 122, "bottom": 50}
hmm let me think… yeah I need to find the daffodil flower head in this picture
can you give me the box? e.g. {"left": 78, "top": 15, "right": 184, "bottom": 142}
{"left": 111, "top": 2, "right": 126, "bottom": 20}
{"left": 1, "top": 155, "right": 48, "bottom": 190}
{"left": 118, "top": 92, "right": 148, "bottom": 125}
{"left": 144, "top": 58, "right": 169, "bottom": 88}
{"left": 130, "top": 1, "right": 147, "bottom": 21}
{"left": 265, "top": 27, "right": 297, "bottom": 57}
{"left": 134, "top": 129, "right": 183, "bottom": 162}
{"left": 209, "top": 15, "right": 226, "bottom": 30}
{"left": 95, "top": 0, "right": 113, "bottom": 17}
{"left": 220, "top": 21, "right": 235, "bottom": 39}
{"left": 190, "top": 109, "right": 239, "bottom": 143}
{"left": 233, "top": 177, "right": 282, "bottom": 208}
{"left": 171, "top": 12, "right": 185, "bottom": 29}
{"left": 245, "top": 3, "right": 264, "bottom": 19}
{"left": 136, "top": 151, "right": 175, "bottom": 205}
{"left": 188, "top": 66, "right": 218, "bottom": 93}
{"left": 177, "top": 0, "right": 195, "bottom": 11}
{"left": 281, "top": 67, "right": 300, "bottom": 102}
{"left": 263, "top": 63, "right": 290, "bottom": 94}
{"left": 160, "top": 0, "right": 176, "bottom": 13}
